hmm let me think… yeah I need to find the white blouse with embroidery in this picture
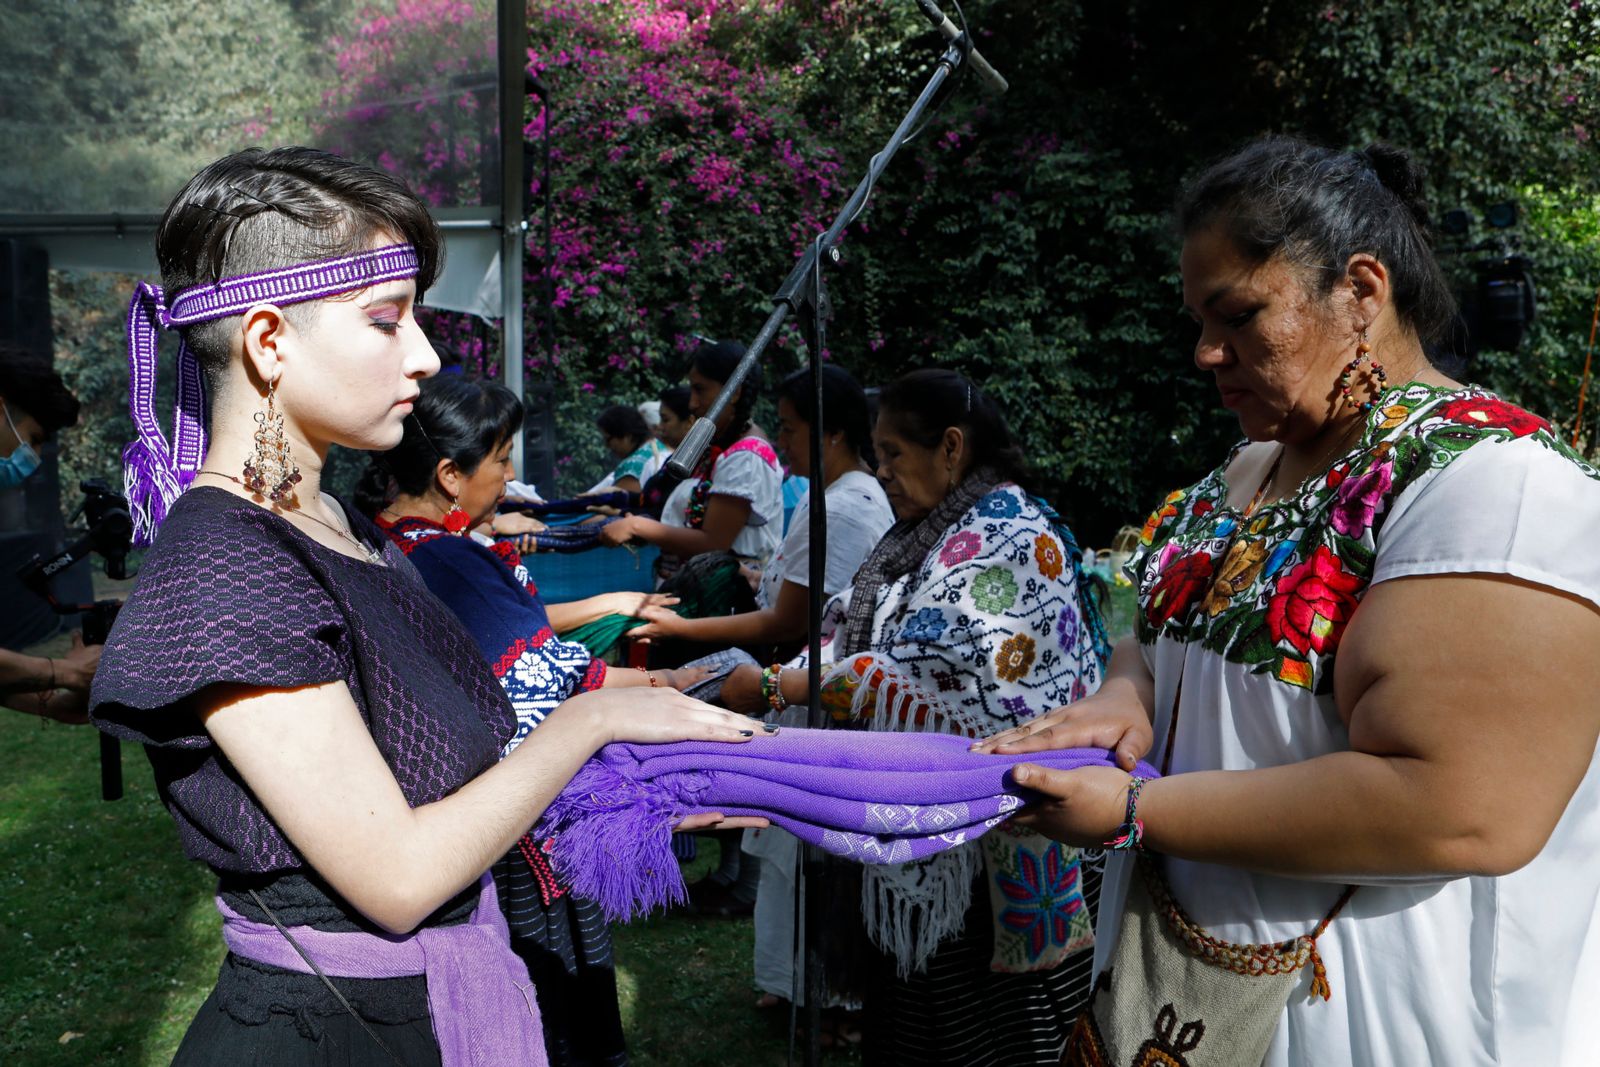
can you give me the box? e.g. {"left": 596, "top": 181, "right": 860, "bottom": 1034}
{"left": 1099, "top": 384, "right": 1600, "bottom": 1067}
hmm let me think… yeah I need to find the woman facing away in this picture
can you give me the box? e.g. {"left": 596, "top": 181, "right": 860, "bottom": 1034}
{"left": 718, "top": 369, "right": 1111, "bottom": 1067}
{"left": 370, "top": 374, "right": 710, "bottom": 1065}
{"left": 597, "top": 340, "right": 784, "bottom": 575}
{"left": 980, "top": 137, "right": 1600, "bottom": 1066}
{"left": 87, "top": 146, "right": 765, "bottom": 1066}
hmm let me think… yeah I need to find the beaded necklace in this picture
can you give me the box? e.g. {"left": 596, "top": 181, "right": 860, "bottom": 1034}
{"left": 684, "top": 421, "right": 751, "bottom": 529}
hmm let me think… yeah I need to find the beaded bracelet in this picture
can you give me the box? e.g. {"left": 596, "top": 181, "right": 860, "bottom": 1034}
{"left": 760, "top": 664, "right": 786, "bottom": 711}
{"left": 1102, "top": 775, "right": 1148, "bottom": 852}
{"left": 635, "top": 666, "right": 660, "bottom": 688}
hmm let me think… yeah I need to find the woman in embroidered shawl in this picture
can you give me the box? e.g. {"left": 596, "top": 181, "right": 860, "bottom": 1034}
{"left": 719, "top": 369, "right": 1111, "bottom": 1066}
{"left": 370, "top": 374, "right": 715, "bottom": 1064}
{"left": 981, "top": 137, "right": 1600, "bottom": 1067}
{"left": 87, "top": 147, "right": 767, "bottom": 1066}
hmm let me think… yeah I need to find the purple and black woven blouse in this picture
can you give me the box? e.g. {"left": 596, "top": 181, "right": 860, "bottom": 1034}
{"left": 90, "top": 487, "right": 518, "bottom": 874}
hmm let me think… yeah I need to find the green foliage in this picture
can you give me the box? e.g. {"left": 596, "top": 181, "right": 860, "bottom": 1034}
{"left": 33, "top": 0, "right": 1600, "bottom": 538}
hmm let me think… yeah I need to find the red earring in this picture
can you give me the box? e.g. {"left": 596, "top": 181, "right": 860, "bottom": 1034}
{"left": 443, "top": 498, "right": 471, "bottom": 534}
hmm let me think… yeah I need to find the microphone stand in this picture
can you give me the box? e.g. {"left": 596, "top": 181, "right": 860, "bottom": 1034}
{"left": 663, "top": 33, "right": 978, "bottom": 1067}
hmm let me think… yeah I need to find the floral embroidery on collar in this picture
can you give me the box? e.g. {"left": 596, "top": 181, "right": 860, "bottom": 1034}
{"left": 1129, "top": 383, "right": 1595, "bottom": 693}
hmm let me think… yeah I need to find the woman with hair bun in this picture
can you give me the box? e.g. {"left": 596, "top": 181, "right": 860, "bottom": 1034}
{"left": 587, "top": 403, "right": 668, "bottom": 495}
{"left": 981, "top": 136, "right": 1600, "bottom": 1066}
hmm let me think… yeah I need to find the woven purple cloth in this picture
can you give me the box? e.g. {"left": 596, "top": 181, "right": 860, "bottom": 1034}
{"left": 217, "top": 873, "right": 547, "bottom": 1067}
{"left": 123, "top": 244, "right": 419, "bottom": 544}
{"left": 534, "top": 728, "right": 1159, "bottom": 921}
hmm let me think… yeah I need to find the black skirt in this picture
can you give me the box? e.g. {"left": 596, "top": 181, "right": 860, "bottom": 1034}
{"left": 174, "top": 856, "right": 628, "bottom": 1067}
{"left": 859, "top": 862, "right": 1101, "bottom": 1067}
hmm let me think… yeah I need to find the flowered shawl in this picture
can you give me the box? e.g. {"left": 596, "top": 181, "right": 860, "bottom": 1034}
{"left": 811, "top": 482, "right": 1106, "bottom": 976}
{"left": 376, "top": 515, "right": 606, "bottom": 753}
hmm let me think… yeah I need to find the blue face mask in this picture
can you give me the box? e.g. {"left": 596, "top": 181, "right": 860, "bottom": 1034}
{"left": 0, "top": 404, "right": 41, "bottom": 489}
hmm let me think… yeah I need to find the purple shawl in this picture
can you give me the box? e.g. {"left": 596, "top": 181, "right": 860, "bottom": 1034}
{"left": 534, "top": 728, "right": 1158, "bottom": 921}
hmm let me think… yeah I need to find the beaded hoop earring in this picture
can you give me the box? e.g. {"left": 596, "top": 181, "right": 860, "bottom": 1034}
{"left": 1337, "top": 329, "right": 1388, "bottom": 412}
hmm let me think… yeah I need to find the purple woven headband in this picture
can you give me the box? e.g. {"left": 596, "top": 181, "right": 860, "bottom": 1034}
{"left": 123, "top": 243, "right": 420, "bottom": 544}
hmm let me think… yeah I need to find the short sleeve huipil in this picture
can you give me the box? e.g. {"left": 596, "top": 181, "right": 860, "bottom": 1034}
{"left": 90, "top": 487, "right": 517, "bottom": 875}
{"left": 659, "top": 435, "right": 784, "bottom": 566}
{"left": 1101, "top": 383, "right": 1600, "bottom": 1067}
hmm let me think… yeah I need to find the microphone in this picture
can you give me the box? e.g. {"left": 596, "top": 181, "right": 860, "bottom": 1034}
{"left": 913, "top": 0, "right": 1008, "bottom": 95}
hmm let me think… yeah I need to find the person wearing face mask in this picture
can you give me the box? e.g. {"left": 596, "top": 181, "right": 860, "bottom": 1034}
{"left": 0, "top": 348, "right": 77, "bottom": 491}
{"left": 0, "top": 348, "right": 100, "bottom": 723}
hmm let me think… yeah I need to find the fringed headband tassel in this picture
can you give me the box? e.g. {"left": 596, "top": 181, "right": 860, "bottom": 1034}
{"left": 123, "top": 243, "right": 420, "bottom": 544}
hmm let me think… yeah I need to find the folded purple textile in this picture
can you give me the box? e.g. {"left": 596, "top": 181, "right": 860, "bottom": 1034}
{"left": 534, "top": 728, "right": 1159, "bottom": 921}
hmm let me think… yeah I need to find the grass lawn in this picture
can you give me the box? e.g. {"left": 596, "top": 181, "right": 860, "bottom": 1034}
{"left": 1, "top": 583, "right": 1133, "bottom": 1064}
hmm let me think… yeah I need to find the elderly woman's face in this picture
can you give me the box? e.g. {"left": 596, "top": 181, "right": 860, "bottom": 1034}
{"left": 1181, "top": 224, "right": 1355, "bottom": 444}
{"left": 873, "top": 410, "right": 957, "bottom": 522}
{"left": 454, "top": 434, "right": 517, "bottom": 526}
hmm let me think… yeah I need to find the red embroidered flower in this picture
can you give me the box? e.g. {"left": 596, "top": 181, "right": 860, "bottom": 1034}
{"left": 1192, "top": 499, "right": 1215, "bottom": 517}
{"left": 1145, "top": 550, "right": 1214, "bottom": 627}
{"left": 1033, "top": 533, "right": 1064, "bottom": 581}
{"left": 1266, "top": 545, "right": 1363, "bottom": 657}
{"left": 940, "top": 531, "right": 983, "bottom": 567}
{"left": 1438, "top": 396, "right": 1550, "bottom": 438}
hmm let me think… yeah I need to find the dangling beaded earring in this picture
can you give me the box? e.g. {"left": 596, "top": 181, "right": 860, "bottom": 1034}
{"left": 442, "top": 496, "right": 471, "bottom": 534}
{"left": 1337, "top": 329, "right": 1388, "bottom": 413}
{"left": 242, "top": 374, "right": 301, "bottom": 504}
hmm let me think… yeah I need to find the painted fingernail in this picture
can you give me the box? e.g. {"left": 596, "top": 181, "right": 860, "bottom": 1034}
{"left": 762, "top": 723, "right": 779, "bottom": 733}
{"left": 740, "top": 729, "right": 754, "bottom": 737}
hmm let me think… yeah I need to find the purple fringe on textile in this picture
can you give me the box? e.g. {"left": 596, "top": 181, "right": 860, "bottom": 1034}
{"left": 535, "top": 730, "right": 1160, "bottom": 924}
{"left": 122, "top": 436, "right": 183, "bottom": 546}
{"left": 536, "top": 755, "right": 691, "bottom": 921}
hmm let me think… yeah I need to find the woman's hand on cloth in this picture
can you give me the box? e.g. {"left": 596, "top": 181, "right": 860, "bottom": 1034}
{"left": 604, "top": 591, "right": 677, "bottom": 618}
{"left": 568, "top": 684, "right": 772, "bottom": 832}
{"left": 1006, "top": 764, "right": 1135, "bottom": 848}
{"left": 596, "top": 516, "right": 640, "bottom": 546}
{"left": 627, "top": 603, "right": 687, "bottom": 641}
{"left": 493, "top": 511, "right": 547, "bottom": 536}
{"left": 654, "top": 664, "right": 714, "bottom": 691}
{"left": 972, "top": 676, "right": 1154, "bottom": 772}
{"left": 571, "top": 683, "right": 771, "bottom": 746}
